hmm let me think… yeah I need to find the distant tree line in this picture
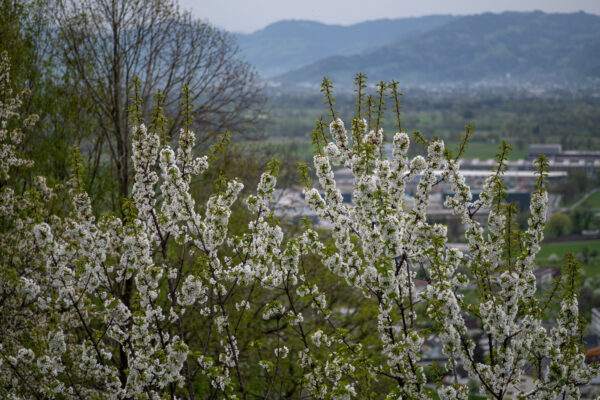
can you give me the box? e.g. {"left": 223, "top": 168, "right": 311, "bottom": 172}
{"left": 265, "top": 88, "right": 600, "bottom": 152}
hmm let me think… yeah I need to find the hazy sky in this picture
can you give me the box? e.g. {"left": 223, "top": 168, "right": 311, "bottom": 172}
{"left": 179, "top": 0, "right": 600, "bottom": 33}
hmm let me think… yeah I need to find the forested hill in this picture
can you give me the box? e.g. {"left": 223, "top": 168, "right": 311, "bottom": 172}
{"left": 234, "top": 15, "right": 456, "bottom": 78}
{"left": 272, "top": 11, "right": 600, "bottom": 86}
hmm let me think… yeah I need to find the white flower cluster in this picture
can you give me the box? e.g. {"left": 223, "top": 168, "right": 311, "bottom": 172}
{"left": 0, "top": 51, "right": 591, "bottom": 399}
{"left": 300, "top": 117, "right": 593, "bottom": 398}
{"left": 0, "top": 53, "right": 36, "bottom": 181}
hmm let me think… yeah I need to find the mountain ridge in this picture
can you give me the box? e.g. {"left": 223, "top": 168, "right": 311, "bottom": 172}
{"left": 274, "top": 11, "right": 600, "bottom": 85}
{"left": 234, "top": 15, "right": 457, "bottom": 78}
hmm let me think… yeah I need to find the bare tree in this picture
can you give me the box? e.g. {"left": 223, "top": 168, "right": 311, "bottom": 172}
{"left": 54, "top": 0, "right": 266, "bottom": 200}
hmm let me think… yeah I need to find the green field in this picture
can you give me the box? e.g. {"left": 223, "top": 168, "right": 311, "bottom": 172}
{"left": 578, "top": 189, "right": 600, "bottom": 209}
{"left": 537, "top": 240, "right": 600, "bottom": 277}
{"left": 538, "top": 240, "right": 600, "bottom": 259}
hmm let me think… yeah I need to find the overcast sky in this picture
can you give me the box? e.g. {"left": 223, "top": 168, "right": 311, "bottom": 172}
{"left": 179, "top": 0, "right": 600, "bottom": 33}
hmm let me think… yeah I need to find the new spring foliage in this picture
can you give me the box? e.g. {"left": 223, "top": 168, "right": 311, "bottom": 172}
{"left": 0, "top": 53, "right": 596, "bottom": 399}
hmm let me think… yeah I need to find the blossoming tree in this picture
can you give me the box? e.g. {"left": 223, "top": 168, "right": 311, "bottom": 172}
{"left": 0, "top": 53, "right": 596, "bottom": 399}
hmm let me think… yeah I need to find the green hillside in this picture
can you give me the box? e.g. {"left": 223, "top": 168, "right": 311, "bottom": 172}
{"left": 278, "top": 11, "right": 600, "bottom": 84}
{"left": 235, "top": 16, "right": 456, "bottom": 78}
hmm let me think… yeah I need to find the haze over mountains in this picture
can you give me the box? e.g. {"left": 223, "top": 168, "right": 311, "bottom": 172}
{"left": 234, "top": 15, "right": 456, "bottom": 78}
{"left": 234, "top": 11, "right": 600, "bottom": 86}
